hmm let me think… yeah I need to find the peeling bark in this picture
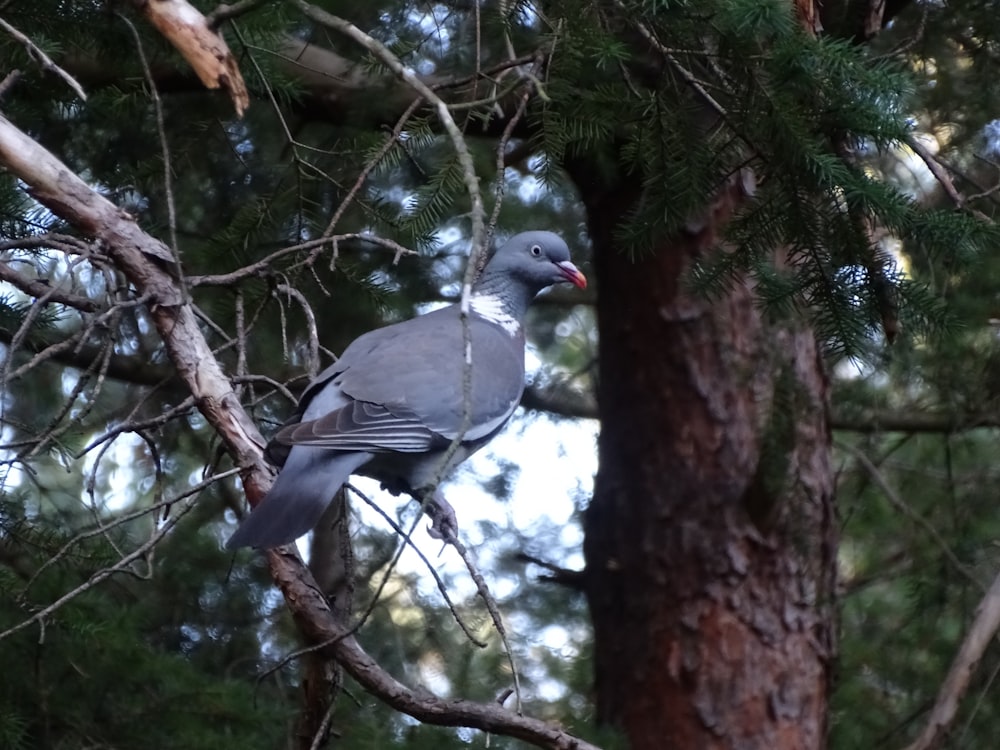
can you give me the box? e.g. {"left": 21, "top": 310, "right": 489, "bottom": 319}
{"left": 138, "top": 0, "right": 249, "bottom": 115}
{"left": 571, "top": 168, "right": 837, "bottom": 750}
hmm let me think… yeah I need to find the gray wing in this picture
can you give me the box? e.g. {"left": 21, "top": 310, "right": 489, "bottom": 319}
{"left": 273, "top": 398, "right": 442, "bottom": 453}
{"left": 275, "top": 305, "right": 525, "bottom": 452}
{"left": 334, "top": 306, "right": 526, "bottom": 440}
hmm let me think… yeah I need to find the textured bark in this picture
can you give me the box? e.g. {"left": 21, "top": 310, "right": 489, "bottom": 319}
{"left": 139, "top": 0, "right": 249, "bottom": 115}
{"left": 571, "top": 170, "right": 837, "bottom": 750}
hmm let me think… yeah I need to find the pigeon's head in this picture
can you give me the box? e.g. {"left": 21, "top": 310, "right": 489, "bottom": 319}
{"left": 487, "top": 231, "right": 587, "bottom": 292}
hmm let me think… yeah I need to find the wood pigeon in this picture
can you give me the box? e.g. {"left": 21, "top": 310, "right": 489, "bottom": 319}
{"left": 227, "top": 231, "right": 586, "bottom": 549}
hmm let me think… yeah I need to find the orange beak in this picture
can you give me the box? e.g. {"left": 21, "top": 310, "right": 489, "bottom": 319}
{"left": 555, "top": 260, "right": 587, "bottom": 289}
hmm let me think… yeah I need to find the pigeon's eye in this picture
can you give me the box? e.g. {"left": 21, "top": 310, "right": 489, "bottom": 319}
{"left": 530, "top": 244, "right": 542, "bottom": 257}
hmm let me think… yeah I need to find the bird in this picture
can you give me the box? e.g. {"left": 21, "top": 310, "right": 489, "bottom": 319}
{"left": 226, "top": 231, "right": 587, "bottom": 549}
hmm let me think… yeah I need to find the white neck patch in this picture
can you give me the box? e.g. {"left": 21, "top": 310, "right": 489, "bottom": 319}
{"left": 470, "top": 292, "right": 520, "bottom": 336}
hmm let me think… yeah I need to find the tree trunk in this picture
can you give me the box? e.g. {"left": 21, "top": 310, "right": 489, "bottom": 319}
{"left": 572, "top": 168, "right": 838, "bottom": 749}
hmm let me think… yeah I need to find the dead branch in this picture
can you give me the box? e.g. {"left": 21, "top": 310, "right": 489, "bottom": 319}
{"left": 0, "top": 259, "right": 103, "bottom": 313}
{"left": 135, "top": 0, "right": 249, "bottom": 116}
{"left": 903, "top": 568, "right": 1000, "bottom": 750}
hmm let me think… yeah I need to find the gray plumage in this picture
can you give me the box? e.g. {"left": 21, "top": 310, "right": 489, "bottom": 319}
{"left": 227, "top": 231, "right": 586, "bottom": 549}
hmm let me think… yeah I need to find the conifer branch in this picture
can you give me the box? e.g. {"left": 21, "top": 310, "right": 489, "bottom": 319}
{"left": 611, "top": 0, "right": 728, "bottom": 119}
{"left": 289, "top": 1, "right": 486, "bottom": 256}
{"left": 0, "top": 490, "right": 202, "bottom": 643}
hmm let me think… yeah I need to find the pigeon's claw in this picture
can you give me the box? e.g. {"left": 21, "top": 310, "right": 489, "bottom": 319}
{"left": 423, "top": 489, "right": 459, "bottom": 543}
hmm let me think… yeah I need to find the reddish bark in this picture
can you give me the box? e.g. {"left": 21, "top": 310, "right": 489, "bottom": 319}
{"left": 572, "top": 171, "right": 837, "bottom": 749}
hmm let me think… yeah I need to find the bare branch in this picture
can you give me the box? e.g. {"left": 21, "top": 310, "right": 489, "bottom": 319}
{"left": 0, "top": 259, "right": 103, "bottom": 313}
{"left": 120, "top": 13, "right": 182, "bottom": 266}
{"left": 266, "top": 547, "right": 604, "bottom": 750}
{"left": 321, "top": 97, "right": 424, "bottom": 239}
{"left": 515, "top": 553, "right": 587, "bottom": 590}
{"left": 903, "top": 568, "right": 1000, "bottom": 750}
{"left": 0, "top": 325, "right": 169, "bottom": 387}
{"left": 206, "top": 0, "right": 268, "bottom": 29}
{"left": 188, "top": 233, "right": 416, "bottom": 287}
{"left": 0, "top": 17, "right": 87, "bottom": 100}
{"left": 347, "top": 484, "right": 487, "bottom": 648}
{"left": 136, "top": 0, "right": 249, "bottom": 116}
{"left": 905, "top": 135, "right": 992, "bottom": 222}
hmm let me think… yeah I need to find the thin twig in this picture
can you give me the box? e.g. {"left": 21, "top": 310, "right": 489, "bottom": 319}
{"left": 436, "top": 524, "right": 523, "bottom": 712}
{"left": 119, "top": 13, "right": 183, "bottom": 270}
{"left": 0, "top": 495, "right": 202, "bottom": 643}
{"left": 0, "top": 17, "right": 87, "bottom": 100}
{"left": 289, "top": 2, "right": 486, "bottom": 254}
{"left": 23, "top": 467, "right": 241, "bottom": 595}
{"left": 486, "top": 62, "right": 541, "bottom": 247}
{"left": 321, "top": 98, "right": 424, "bottom": 239}
{"left": 0, "top": 259, "right": 103, "bottom": 312}
{"left": 838, "top": 441, "right": 983, "bottom": 592}
{"left": 905, "top": 135, "right": 992, "bottom": 222}
{"left": 188, "top": 233, "right": 416, "bottom": 287}
{"left": 275, "top": 284, "right": 320, "bottom": 377}
{"left": 206, "top": 0, "right": 267, "bottom": 29}
{"left": 348, "top": 484, "right": 487, "bottom": 647}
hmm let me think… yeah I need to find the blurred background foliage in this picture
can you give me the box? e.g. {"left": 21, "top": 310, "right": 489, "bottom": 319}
{"left": 1, "top": 0, "right": 1000, "bottom": 748}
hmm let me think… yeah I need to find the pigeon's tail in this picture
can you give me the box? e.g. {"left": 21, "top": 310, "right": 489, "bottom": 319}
{"left": 226, "top": 447, "right": 371, "bottom": 549}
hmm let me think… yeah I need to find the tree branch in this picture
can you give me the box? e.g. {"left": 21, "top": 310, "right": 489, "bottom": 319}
{"left": 0, "top": 259, "right": 103, "bottom": 313}
{"left": 267, "top": 546, "right": 603, "bottom": 750}
{"left": 0, "top": 16, "right": 86, "bottom": 100}
{"left": 903, "top": 567, "right": 1000, "bottom": 750}
{"left": 904, "top": 134, "right": 992, "bottom": 222}
{"left": 135, "top": 0, "right": 249, "bottom": 116}
{"left": 0, "top": 109, "right": 600, "bottom": 750}
{"left": 524, "top": 379, "right": 1000, "bottom": 434}
{"left": 829, "top": 409, "right": 1000, "bottom": 433}
{"left": 0, "top": 324, "right": 170, "bottom": 387}
{"left": 289, "top": 1, "right": 486, "bottom": 255}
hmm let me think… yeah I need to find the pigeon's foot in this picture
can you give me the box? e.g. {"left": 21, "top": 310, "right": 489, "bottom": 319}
{"left": 422, "top": 489, "right": 459, "bottom": 542}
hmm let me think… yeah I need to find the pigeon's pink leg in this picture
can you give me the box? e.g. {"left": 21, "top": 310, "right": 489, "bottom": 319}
{"left": 423, "top": 489, "right": 459, "bottom": 542}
